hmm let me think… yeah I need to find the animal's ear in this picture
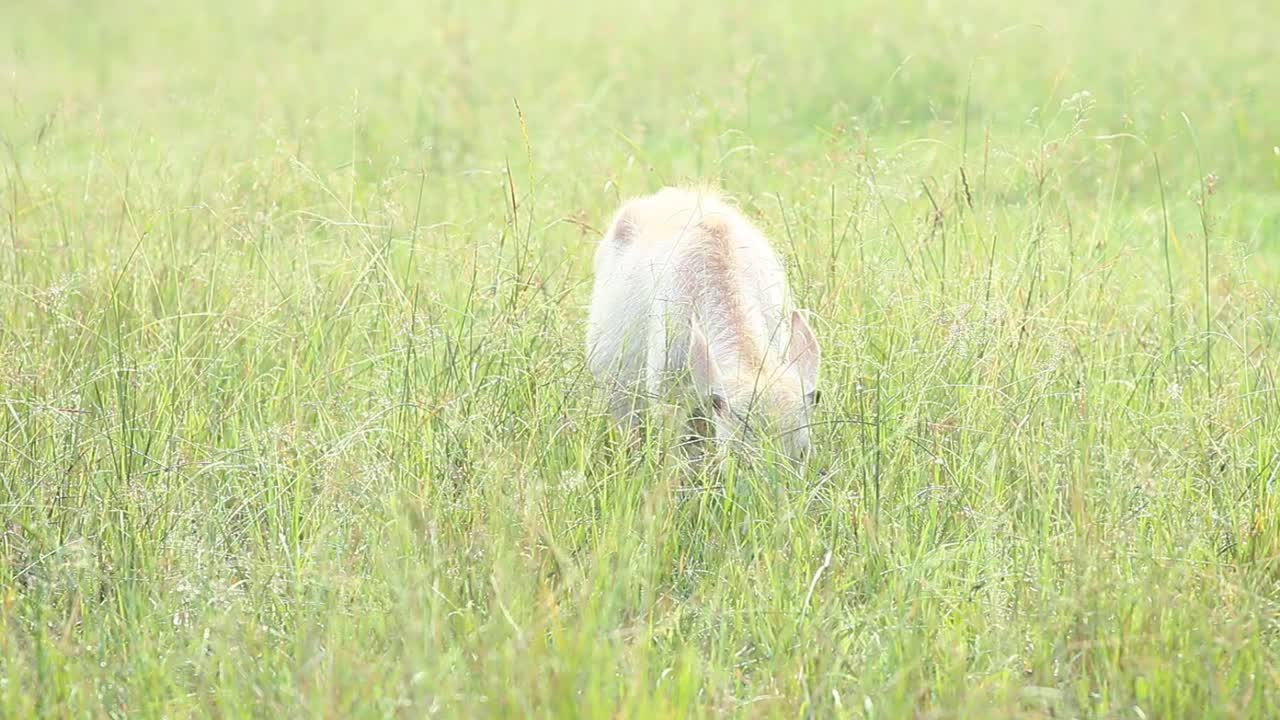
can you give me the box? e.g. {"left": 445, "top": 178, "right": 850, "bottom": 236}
{"left": 788, "top": 309, "right": 821, "bottom": 395}
{"left": 609, "top": 206, "right": 635, "bottom": 247}
{"left": 689, "top": 316, "right": 721, "bottom": 399}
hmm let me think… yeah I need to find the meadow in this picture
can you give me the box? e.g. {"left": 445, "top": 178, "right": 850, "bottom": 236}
{"left": 2, "top": 0, "right": 1279, "bottom": 717}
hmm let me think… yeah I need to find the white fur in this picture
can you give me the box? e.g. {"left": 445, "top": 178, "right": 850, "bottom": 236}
{"left": 585, "top": 187, "right": 820, "bottom": 461}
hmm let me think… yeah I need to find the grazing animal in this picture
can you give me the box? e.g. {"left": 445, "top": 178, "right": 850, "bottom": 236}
{"left": 585, "top": 187, "right": 821, "bottom": 463}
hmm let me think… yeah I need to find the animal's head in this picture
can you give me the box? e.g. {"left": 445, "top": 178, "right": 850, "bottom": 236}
{"left": 689, "top": 311, "right": 821, "bottom": 463}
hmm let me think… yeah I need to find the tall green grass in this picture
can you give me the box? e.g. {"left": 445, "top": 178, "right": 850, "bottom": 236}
{"left": 2, "top": 0, "right": 1279, "bottom": 716}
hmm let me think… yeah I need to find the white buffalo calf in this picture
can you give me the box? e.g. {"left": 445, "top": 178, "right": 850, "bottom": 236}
{"left": 585, "top": 187, "right": 821, "bottom": 462}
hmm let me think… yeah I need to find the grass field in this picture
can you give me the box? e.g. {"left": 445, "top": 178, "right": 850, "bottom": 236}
{"left": 3, "top": 0, "right": 1280, "bottom": 717}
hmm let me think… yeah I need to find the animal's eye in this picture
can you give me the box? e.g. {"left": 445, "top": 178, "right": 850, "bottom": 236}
{"left": 710, "top": 393, "right": 728, "bottom": 414}
{"left": 808, "top": 389, "right": 822, "bottom": 406}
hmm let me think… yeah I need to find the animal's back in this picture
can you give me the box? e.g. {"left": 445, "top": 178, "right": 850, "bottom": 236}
{"left": 586, "top": 188, "right": 790, "bottom": 408}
